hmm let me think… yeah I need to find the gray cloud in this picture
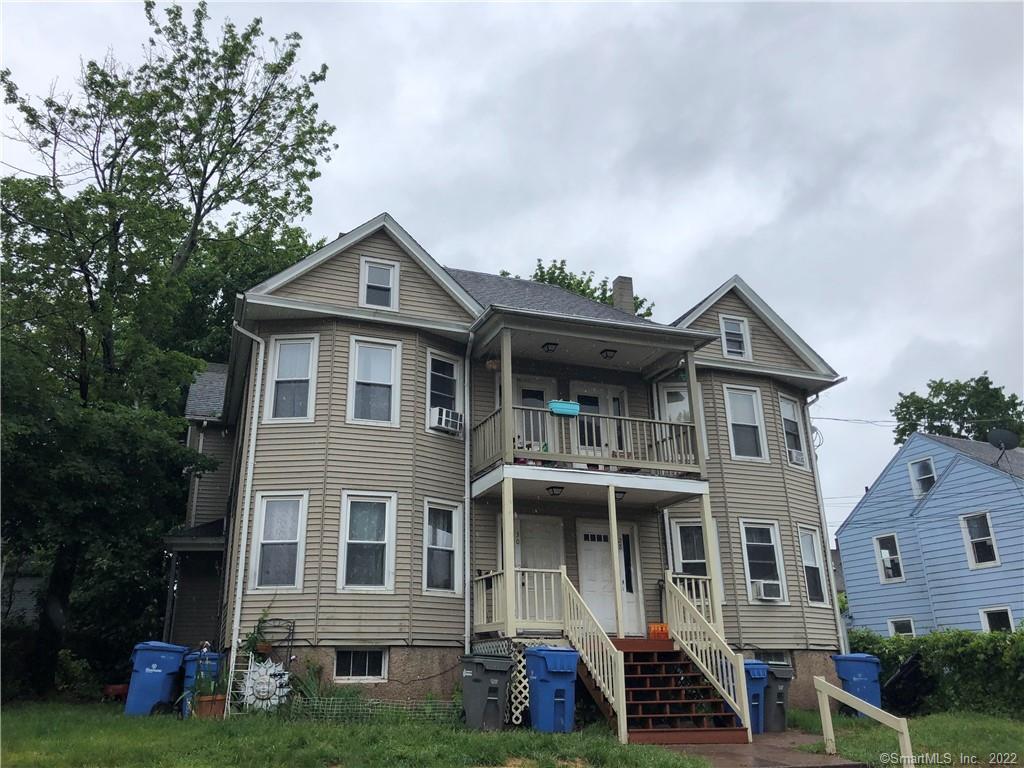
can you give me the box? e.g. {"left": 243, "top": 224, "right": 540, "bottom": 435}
{"left": 4, "top": 2, "right": 1021, "bottom": 537}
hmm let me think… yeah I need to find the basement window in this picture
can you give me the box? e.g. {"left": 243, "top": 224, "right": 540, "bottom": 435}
{"left": 335, "top": 648, "right": 388, "bottom": 682}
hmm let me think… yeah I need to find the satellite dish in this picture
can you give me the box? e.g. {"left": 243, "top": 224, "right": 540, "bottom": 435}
{"left": 988, "top": 428, "right": 1020, "bottom": 451}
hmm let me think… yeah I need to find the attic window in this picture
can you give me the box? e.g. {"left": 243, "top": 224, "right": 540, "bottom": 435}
{"left": 719, "top": 315, "right": 751, "bottom": 360}
{"left": 908, "top": 458, "right": 936, "bottom": 498}
{"left": 360, "top": 256, "right": 399, "bottom": 310}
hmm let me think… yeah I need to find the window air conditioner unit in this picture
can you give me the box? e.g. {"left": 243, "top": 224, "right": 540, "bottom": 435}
{"left": 752, "top": 580, "right": 783, "bottom": 601}
{"left": 788, "top": 448, "right": 805, "bottom": 465}
{"left": 429, "top": 407, "right": 464, "bottom": 435}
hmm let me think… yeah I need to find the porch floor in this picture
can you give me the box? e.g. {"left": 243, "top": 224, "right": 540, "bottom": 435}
{"left": 668, "top": 731, "right": 867, "bottom": 768}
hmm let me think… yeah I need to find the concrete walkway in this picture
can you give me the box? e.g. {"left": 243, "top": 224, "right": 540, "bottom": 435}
{"left": 668, "top": 731, "right": 866, "bottom": 768}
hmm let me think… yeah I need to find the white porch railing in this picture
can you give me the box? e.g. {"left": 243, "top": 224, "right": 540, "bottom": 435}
{"left": 472, "top": 570, "right": 505, "bottom": 633}
{"left": 560, "top": 566, "right": 628, "bottom": 744}
{"left": 664, "top": 573, "right": 751, "bottom": 741}
{"left": 515, "top": 568, "right": 563, "bottom": 629}
{"left": 670, "top": 573, "right": 716, "bottom": 627}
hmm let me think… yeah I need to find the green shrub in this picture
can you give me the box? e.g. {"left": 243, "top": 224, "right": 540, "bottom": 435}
{"left": 848, "top": 627, "right": 1024, "bottom": 717}
{"left": 55, "top": 649, "right": 100, "bottom": 700}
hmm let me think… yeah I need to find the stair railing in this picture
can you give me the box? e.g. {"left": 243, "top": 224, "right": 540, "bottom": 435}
{"left": 559, "top": 566, "right": 628, "bottom": 744}
{"left": 664, "top": 572, "right": 751, "bottom": 742}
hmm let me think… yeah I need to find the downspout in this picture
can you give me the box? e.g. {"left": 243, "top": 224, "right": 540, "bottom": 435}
{"left": 190, "top": 421, "right": 208, "bottom": 527}
{"left": 463, "top": 331, "right": 475, "bottom": 654}
{"left": 807, "top": 392, "right": 849, "bottom": 654}
{"left": 227, "top": 322, "right": 266, "bottom": 707}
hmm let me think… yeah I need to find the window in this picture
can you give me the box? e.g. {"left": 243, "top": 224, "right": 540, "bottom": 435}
{"left": 675, "top": 522, "right": 707, "bottom": 577}
{"left": 888, "top": 618, "right": 916, "bottom": 637}
{"left": 754, "top": 650, "right": 791, "bottom": 665}
{"left": 661, "top": 385, "right": 692, "bottom": 424}
{"left": 347, "top": 337, "right": 401, "bottom": 426}
{"left": 740, "top": 520, "right": 787, "bottom": 601}
{"left": 339, "top": 491, "right": 396, "bottom": 592}
{"left": 873, "top": 533, "right": 905, "bottom": 583}
{"left": 335, "top": 648, "right": 388, "bottom": 682}
{"left": 980, "top": 607, "right": 1014, "bottom": 633}
{"left": 426, "top": 350, "right": 462, "bottom": 433}
{"left": 423, "top": 500, "right": 462, "bottom": 594}
{"left": 266, "top": 335, "right": 318, "bottom": 422}
{"left": 908, "top": 458, "right": 936, "bottom": 498}
{"left": 724, "top": 385, "right": 769, "bottom": 461}
{"left": 960, "top": 512, "right": 1000, "bottom": 568}
{"left": 359, "top": 256, "right": 399, "bottom": 310}
{"left": 719, "top": 314, "right": 751, "bottom": 360}
{"left": 799, "top": 526, "right": 829, "bottom": 606}
{"left": 251, "top": 492, "right": 308, "bottom": 590}
{"left": 779, "top": 396, "right": 808, "bottom": 467}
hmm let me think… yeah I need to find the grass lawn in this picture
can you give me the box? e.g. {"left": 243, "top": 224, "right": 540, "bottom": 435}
{"left": 1, "top": 703, "right": 708, "bottom": 768}
{"left": 788, "top": 708, "right": 1024, "bottom": 768}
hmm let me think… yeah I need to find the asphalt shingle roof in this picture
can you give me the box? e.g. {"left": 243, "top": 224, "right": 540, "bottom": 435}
{"left": 923, "top": 433, "right": 1024, "bottom": 479}
{"left": 185, "top": 363, "right": 228, "bottom": 421}
{"left": 444, "top": 268, "right": 656, "bottom": 327}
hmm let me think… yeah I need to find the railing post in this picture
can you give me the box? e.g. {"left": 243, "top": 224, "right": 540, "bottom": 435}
{"left": 615, "top": 652, "right": 628, "bottom": 744}
{"left": 686, "top": 352, "right": 706, "bottom": 476}
{"left": 816, "top": 680, "right": 836, "bottom": 755}
{"left": 699, "top": 492, "right": 725, "bottom": 636}
{"left": 501, "top": 476, "right": 517, "bottom": 637}
{"left": 607, "top": 484, "right": 625, "bottom": 639}
{"left": 500, "top": 329, "right": 514, "bottom": 464}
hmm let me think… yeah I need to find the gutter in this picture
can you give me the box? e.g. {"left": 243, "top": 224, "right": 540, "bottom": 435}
{"left": 807, "top": 392, "right": 849, "bottom": 654}
{"left": 463, "top": 331, "right": 475, "bottom": 654}
{"left": 226, "top": 321, "right": 266, "bottom": 713}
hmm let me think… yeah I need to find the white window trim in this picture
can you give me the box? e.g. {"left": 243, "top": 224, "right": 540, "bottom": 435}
{"left": 798, "top": 524, "right": 831, "bottom": 608}
{"left": 249, "top": 490, "right": 309, "bottom": 593}
{"left": 722, "top": 384, "right": 770, "bottom": 463}
{"left": 358, "top": 255, "right": 400, "bottom": 312}
{"left": 422, "top": 498, "right": 464, "bottom": 596}
{"left": 907, "top": 457, "right": 936, "bottom": 499}
{"left": 779, "top": 395, "right": 810, "bottom": 470}
{"left": 333, "top": 647, "right": 389, "bottom": 683}
{"left": 873, "top": 532, "right": 906, "bottom": 584}
{"left": 670, "top": 517, "right": 726, "bottom": 604}
{"left": 979, "top": 606, "right": 1015, "bottom": 633}
{"left": 263, "top": 333, "right": 319, "bottom": 424}
{"left": 346, "top": 336, "right": 403, "bottom": 428}
{"left": 959, "top": 511, "right": 1001, "bottom": 570}
{"left": 338, "top": 490, "right": 398, "bottom": 593}
{"left": 738, "top": 518, "right": 789, "bottom": 604}
{"left": 719, "top": 313, "right": 752, "bottom": 361}
{"left": 887, "top": 617, "right": 916, "bottom": 637}
{"left": 424, "top": 349, "right": 464, "bottom": 439}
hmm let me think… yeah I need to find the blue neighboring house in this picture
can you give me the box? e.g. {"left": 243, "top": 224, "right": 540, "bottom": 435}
{"left": 837, "top": 432, "right": 1023, "bottom": 637}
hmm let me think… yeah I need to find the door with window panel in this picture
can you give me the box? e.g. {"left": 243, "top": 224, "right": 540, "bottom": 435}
{"left": 514, "top": 380, "right": 553, "bottom": 450}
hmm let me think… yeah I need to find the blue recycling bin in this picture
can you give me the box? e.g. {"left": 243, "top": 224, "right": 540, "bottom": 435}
{"left": 525, "top": 646, "right": 580, "bottom": 733}
{"left": 832, "top": 653, "right": 882, "bottom": 714}
{"left": 182, "top": 650, "right": 222, "bottom": 718}
{"left": 743, "top": 660, "right": 769, "bottom": 734}
{"left": 124, "top": 641, "right": 189, "bottom": 716}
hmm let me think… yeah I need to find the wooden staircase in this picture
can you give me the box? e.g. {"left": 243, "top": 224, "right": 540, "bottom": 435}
{"left": 604, "top": 639, "right": 747, "bottom": 744}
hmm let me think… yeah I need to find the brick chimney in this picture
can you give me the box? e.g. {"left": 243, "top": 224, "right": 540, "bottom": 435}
{"left": 612, "top": 275, "right": 634, "bottom": 314}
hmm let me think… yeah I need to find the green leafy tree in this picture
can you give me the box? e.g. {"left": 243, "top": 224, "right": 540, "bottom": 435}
{"left": 1, "top": 1, "right": 335, "bottom": 692}
{"left": 502, "top": 259, "right": 655, "bottom": 317}
{"left": 891, "top": 373, "right": 1024, "bottom": 445}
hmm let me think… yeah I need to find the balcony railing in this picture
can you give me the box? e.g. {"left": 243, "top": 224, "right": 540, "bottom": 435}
{"left": 471, "top": 405, "right": 700, "bottom": 477}
{"left": 671, "top": 573, "right": 716, "bottom": 627}
{"left": 472, "top": 567, "right": 564, "bottom": 633}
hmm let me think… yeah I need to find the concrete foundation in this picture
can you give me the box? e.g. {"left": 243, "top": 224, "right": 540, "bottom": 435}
{"left": 788, "top": 650, "right": 841, "bottom": 710}
{"left": 291, "top": 645, "right": 462, "bottom": 701}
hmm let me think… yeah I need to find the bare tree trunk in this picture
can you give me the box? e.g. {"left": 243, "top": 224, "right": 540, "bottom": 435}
{"left": 30, "top": 542, "right": 81, "bottom": 695}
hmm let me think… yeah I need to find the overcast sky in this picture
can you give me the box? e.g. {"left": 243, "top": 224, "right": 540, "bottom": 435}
{"left": 4, "top": 2, "right": 1022, "bottom": 538}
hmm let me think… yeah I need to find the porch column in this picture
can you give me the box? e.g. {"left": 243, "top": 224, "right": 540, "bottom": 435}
{"left": 501, "top": 476, "right": 517, "bottom": 637}
{"left": 500, "top": 328, "right": 514, "bottom": 464}
{"left": 162, "top": 552, "right": 178, "bottom": 643}
{"left": 607, "top": 485, "right": 626, "bottom": 639}
{"left": 699, "top": 493, "right": 726, "bottom": 635}
{"left": 686, "top": 352, "right": 707, "bottom": 477}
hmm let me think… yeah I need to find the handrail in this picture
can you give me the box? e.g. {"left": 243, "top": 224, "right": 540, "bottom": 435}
{"left": 471, "top": 570, "right": 505, "bottom": 632}
{"left": 670, "top": 573, "right": 715, "bottom": 627}
{"left": 814, "top": 676, "right": 913, "bottom": 760}
{"left": 560, "top": 566, "right": 627, "bottom": 744}
{"left": 515, "top": 568, "right": 562, "bottom": 626}
{"left": 664, "top": 574, "right": 751, "bottom": 742}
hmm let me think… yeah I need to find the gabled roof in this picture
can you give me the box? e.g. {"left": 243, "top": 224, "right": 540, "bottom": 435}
{"left": 673, "top": 274, "right": 838, "bottom": 378}
{"left": 446, "top": 268, "right": 655, "bottom": 327}
{"left": 247, "top": 212, "right": 483, "bottom": 317}
{"left": 919, "top": 433, "right": 1024, "bottom": 480}
{"left": 185, "top": 363, "right": 228, "bottom": 421}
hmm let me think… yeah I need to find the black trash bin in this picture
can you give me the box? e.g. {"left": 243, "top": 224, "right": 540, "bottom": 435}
{"left": 763, "top": 664, "right": 794, "bottom": 732}
{"left": 460, "top": 655, "right": 514, "bottom": 730}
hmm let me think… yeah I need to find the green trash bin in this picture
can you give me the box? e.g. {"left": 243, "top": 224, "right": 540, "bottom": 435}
{"left": 460, "top": 655, "right": 514, "bottom": 730}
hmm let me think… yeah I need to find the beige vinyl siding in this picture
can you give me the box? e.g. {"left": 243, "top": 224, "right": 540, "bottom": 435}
{"left": 668, "top": 369, "right": 839, "bottom": 651}
{"left": 689, "top": 291, "right": 813, "bottom": 372}
{"left": 271, "top": 231, "right": 474, "bottom": 325}
{"left": 227, "top": 319, "right": 466, "bottom": 649}
{"left": 188, "top": 426, "right": 234, "bottom": 526}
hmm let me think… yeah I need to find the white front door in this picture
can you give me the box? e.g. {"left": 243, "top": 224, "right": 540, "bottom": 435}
{"left": 576, "top": 520, "right": 644, "bottom": 635}
{"left": 570, "top": 383, "right": 628, "bottom": 457}
{"left": 515, "top": 377, "right": 556, "bottom": 450}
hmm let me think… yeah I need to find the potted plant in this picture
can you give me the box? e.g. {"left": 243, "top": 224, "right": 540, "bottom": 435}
{"left": 192, "top": 667, "right": 228, "bottom": 719}
{"left": 242, "top": 609, "right": 273, "bottom": 658}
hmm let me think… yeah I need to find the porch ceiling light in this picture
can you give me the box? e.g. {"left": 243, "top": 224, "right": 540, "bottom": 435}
{"left": 541, "top": 342, "right": 559, "bottom": 354}
{"left": 546, "top": 485, "right": 565, "bottom": 497}
{"left": 615, "top": 490, "right": 626, "bottom": 501}
{"left": 600, "top": 348, "right": 617, "bottom": 360}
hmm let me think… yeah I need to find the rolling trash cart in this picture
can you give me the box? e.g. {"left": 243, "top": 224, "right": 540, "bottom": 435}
{"left": 460, "top": 655, "right": 514, "bottom": 730}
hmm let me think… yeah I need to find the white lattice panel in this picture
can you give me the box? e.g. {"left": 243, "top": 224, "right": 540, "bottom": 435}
{"left": 470, "top": 638, "right": 568, "bottom": 725}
